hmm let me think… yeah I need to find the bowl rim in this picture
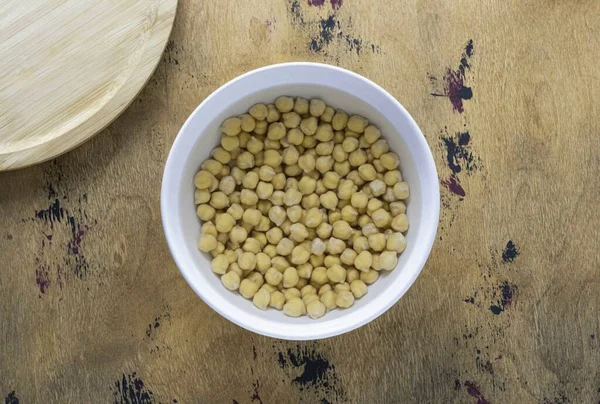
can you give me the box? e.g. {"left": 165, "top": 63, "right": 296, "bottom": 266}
{"left": 161, "top": 62, "right": 440, "bottom": 340}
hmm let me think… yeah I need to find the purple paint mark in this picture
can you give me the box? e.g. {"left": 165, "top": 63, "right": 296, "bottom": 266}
{"left": 302, "top": 13, "right": 378, "bottom": 55}
{"left": 146, "top": 311, "right": 171, "bottom": 339}
{"left": 502, "top": 240, "right": 519, "bottom": 263}
{"left": 5, "top": 391, "right": 19, "bottom": 404}
{"left": 253, "top": 345, "right": 258, "bottom": 360}
{"left": 330, "top": 0, "right": 342, "bottom": 9}
{"left": 113, "top": 373, "right": 155, "bottom": 404}
{"left": 441, "top": 175, "right": 466, "bottom": 197}
{"left": 464, "top": 381, "right": 490, "bottom": 404}
{"left": 490, "top": 282, "right": 516, "bottom": 315}
{"left": 35, "top": 259, "right": 51, "bottom": 294}
{"left": 495, "top": 354, "right": 503, "bottom": 360}
{"left": 308, "top": 0, "right": 325, "bottom": 6}
{"left": 430, "top": 40, "right": 474, "bottom": 113}
{"left": 35, "top": 199, "right": 64, "bottom": 229}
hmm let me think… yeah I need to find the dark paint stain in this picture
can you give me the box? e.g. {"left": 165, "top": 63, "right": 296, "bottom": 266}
{"left": 464, "top": 381, "right": 490, "bottom": 404}
{"left": 308, "top": 0, "right": 325, "bottom": 6}
{"left": 35, "top": 199, "right": 65, "bottom": 228}
{"left": 113, "top": 373, "right": 154, "bottom": 404}
{"left": 543, "top": 393, "right": 570, "bottom": 404}
{"left": 441, "top": 175, "right": 466, "bottom": 197}
{"left": 278, "top": 345, "right": 346, "bottom": 400}
{"left": 476, "top": 355, "right": 494, "bottom": 375}
{"left": 164, "top": 40, "right": 181, "bottom": 66}
{"left": 310, "top": 15, "right": 336, "bottom": 52}
{"left": 464, "top": 296, "right": 475, "bottom": 304}
{"left": 233, "top": 401, "right": 240, "bottom": 404}
{"left": 430, "top": 39, "right": 474, "bottom": 113}
{"left": 146, "top": 312, "right": 171, "bottom": 339}
{"left": 442, "top": 131, "right": 479, "bottom": 174}
{"left": 289, "top": 0, "right": 305, "bottom": 25}
{"left": 250, "top": 380, "right": 263, "bottom": 404}
{"left": 502, "top": 240, "right": 519, "bottom": 263}
{"left": 489, "top": 282, "right": 516, "bottom": 315}
{"left": 4, "top": 391, "right": 19, "bottom": 404}
{"left": 253, "top": 345, "right": 258, "bottom": 360}
{"left": 455, "top": 380, "right": 462, "bottom": 391}
{"left": 6, "top": 233, "right": 13, "bottom": 240}
{"left": 307, "top": 0, "right": 343, "bottom": 10}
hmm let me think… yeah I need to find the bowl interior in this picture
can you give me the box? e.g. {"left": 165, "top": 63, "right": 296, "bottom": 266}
{"left": 163, "top": 64, "right": 439, "bottom": 339}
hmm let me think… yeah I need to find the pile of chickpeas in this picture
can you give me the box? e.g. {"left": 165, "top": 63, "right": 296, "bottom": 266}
{"left": 194, "top": 96, "right": 409, "bottom": 319}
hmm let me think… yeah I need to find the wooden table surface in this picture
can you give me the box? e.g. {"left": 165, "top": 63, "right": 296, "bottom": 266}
{"left": 1, "top": 0, "right": 599, "bottom": 402}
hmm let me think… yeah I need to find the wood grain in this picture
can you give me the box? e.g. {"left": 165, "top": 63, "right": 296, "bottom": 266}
{"left": 0, "top": 0, "right": 177, "bottom": 171}
{"left": 1, "top": 0, "right": 600, "bottom": 402}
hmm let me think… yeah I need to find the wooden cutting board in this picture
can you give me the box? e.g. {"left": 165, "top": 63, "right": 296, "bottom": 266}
{"left": 0, "top": 0, "right": 177, "bottom": 171}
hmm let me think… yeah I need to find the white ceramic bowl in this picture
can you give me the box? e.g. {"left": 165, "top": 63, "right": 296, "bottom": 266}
{"left": 161, "top": 62, "right": 439, "bottom": 340}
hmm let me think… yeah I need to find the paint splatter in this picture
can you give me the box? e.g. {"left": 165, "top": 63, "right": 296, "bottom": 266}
{"left": 4, "top": 391, "right": 19, "bottom": 404}
{"left": 430, "top": 40, "right": 474, "bottom": 113}
{"left": 502, "top": 240, "right": 519, "bottom": 263}
{"left": 27, "top": 176, "right": 97, "bottom": 295}
{"left": 464, "top": 381, "right": 490, "bottom": 404}
{"left": 250, "top": 380, "right": 263, "bottom": 404}
{"left": 489, "top": 282, "right": 516, "bottom": 315}
{"left": 441, "top": 175, "right": 466, "bottom": 198}
{"left": 113, "top": 374, "right": 155, "bottom": 404}
{"left": 308, "top": 0, "right": 325, "bottom": 6}
{"left": 278, "top": 345, "right": 346, "bottom": 400}
{"left": 439, "top": 129, "right": 482, "bottom": 198}
{"left": 442, "top": 131, "right": 479, "bottom": 174}
{"left": 542, "top": 393, "right": 570, "bottom": 404}
{"left": 330, "top": 0, "right": 343, "bottom": 9}
{"left": 35, "top": 260, "right": 51, "bottom": 294}
{"left": 146, "top": 312, "right": 171, "bottom": 339}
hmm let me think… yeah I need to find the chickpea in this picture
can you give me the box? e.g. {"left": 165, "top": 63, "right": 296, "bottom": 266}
{"left": 269, "top": 291, "right": 285, "bottom": 309}
{"left": 220, "top": 117, "right": 242, "bottom": 136}
{"left": 241, "top": 171, "right": 259, "bottom": 190}
{"left": 211, "top": 254, "right": 229, "bottom": 275}
{"left": 250, "top": 287, "right": 270, "bottom": 310}
{"left": 367, "top": 198, "right": 383, "bottom": 215}
{"left": 298, "top": 177, "right": 317, "bottom": 195}
{"left": 297, "top": 263, "right": 313, "bottom": 279}
{"left": 238, "top": 252, "right": 256, "bottom": 271}
{"left": 229, "top": 226, "right": 248, "bottom": 245}
{"left": 265, "top": 267, "right": 283, "bottom": 286}
{"left": 305, "top": 301, "right": 325, "bottom": 319}
{"left": 264, "top": 104, "right": 280, "bottom": 122}
{"left": 350, "top": 192, "right": 368, "bottom": 209}
{"left": 243, "top": 209, "right": 262, "bottom": 226}
{"left": 272, "top": 173, "right": 286, "bottom": 190}
{"left": 267, "top": 122, "right": 286, "bottom": 141}
{"left": 316, "top": 141, "right": 334, "bottom": 156}
{"left": 253, "top": 181, "right": 272, "bottom": 200}
{"left": 221, "top": 271, "right": 241, "bottom": 290}
{"left": 283, "top": 298, "right": 306, "bottom": 317}
{"left": 243, "top": 238, "right": 261, "bottom": 254}
{"left": 290, "top": 223, "right": 309, "bottom": 242}
{"left": 240, "top": 189, "right": 259, "bottom": 205}
{"left": 315, "top": 124, "right": 333, "bottom": 142}
{"left": 337, "top": 180, "right": 355, "bottom": 201}
{"left": 346, "top": 170, "right": 365, "bottom": 186}
{"left": 239, "top": 279, "right": 259, "bottom": 299}
{"left": 383, "top": 170, "right": 402, "bottom": 186}
{"left": 367, "top": 179, "right": 386, "bottom": 197}
{"left": 302, "top": 193, "right": 320, "bottom": 210}
{"left": 379, "top": 250, "right": 398, "bottom": 271}
{"left": 275, "top": 96, "right": 294, "bottom": 112}
{"left": 358, "top": 164, "right": 377, "bottom": 181}
{"left": 372, "top": 208, "right": 391, "bottom": 228}
{"left": 393, "top": 182, "right": 410, "bottom": 200}
{"left": 336, "top": 290, "right": 355, "bottom": 308}
{"left": 387, "top": 232, "right": 407, "bottom": 253}
{"left": 371, "top": 139, "right": 389, "bottom": 158}
{"left": 276, "top": 238, "right": 294, "bottom": 256}
{"left": 345, "top": 268, "right": 359, "bottom": 284}
{"left": 391, "top": 214, "right": 409, "bottom": 232}
{"left": 304, "top": 207, "right": 323, "bottom": 228}
{"left": 281, "top": 220, "right": 292, "bottom": 236}
{"left": 349, "top": 280, "right": 367, "bottom": 299}
{"left": 334, "top": 161, "right": 351, "bottom": 177}
{"left": 272, "top": 256, "right": 290, "bottom": 271}
{"left": 311, "top": 238, "right": 327, "bottom": 256}
{"left": 211, "top": 147, "right": 231, "bottom": 165}
{"left": 354, "top": 250, "right": 372, "bottom": 271}
{"left": 246, "top": 271, "right": 265, "bottom": 287}
{"left": 346, "top": 115, "right": 368, "bottom": 133}
{"left": 282, "top": 112, "right": 301, "bottom": 129}
{"left": 339, "top": 249, "right": 357, "bottom": 266}
{"left": 321, "top": 172, "right": 339, "bottom": 190}
{"left": 286, "top": 205, "right": 303, "bottom": 223}
{"left": 290, "top": 245, "right": 309, "bottom": 265}
{"left": 197, "top": 204, "right": 216, "bottom": 221}
{"left": 363, "top": 125, "right": 381, "bottom": 143}
{"left": 302, "top": 135, "right": 317, "bottom": 148}
{"left": 247, "top": 103, "right": 267, "bottom": 121}
{"left": 201, "top": 221, "right": 217, "bottom": 237}
{"left": 283, "top": 267, "right": 300, "bottom": 288}
{"left": 319, "top": 290, "right": 337, "bottom": 310}
{"left": 315, "top": 156, "right": 334, "bottom": 174}
{"left": 194, "top": 189, "right": 210, "bottom": 205}
{"left": 331, "top": 109, "right": 349, "bottom": 130}
{"left": 380, "top": 152, "right": 400, "bottom": 170}
{"left": 221, "top": 135, "right": 239, "bottom": 152}
{"left": 324, "top": 255, "right": 341, "bottom": 268}
{"left": 282, "top": 146, "right": 299, "bottom": 165}
{"left": 316, "top": 222, "right": 332, "bottom": 239}
{"left": 257, "top": 201, "right": 272, "bottom": 216}
{"left": 309, "top": 266, "right": 328, "bottom": 285}
{"left": 330, "top": 220, "right": 351, "bottom": 240}
{"left": 298, "top": 154, "right": 316, "bottom": 173}
{"left": 238, "top": 114, "right": 255, "bottom": 133}
{"left": 214, "top": 213, "right": 234, "bottom": 233}
{"left": 326, "top": 264, "right": 346, "bottom": 283}
{"left": 360, "top": 269, "right": 379, "bottom": 284}
{"left": 368, "top": 233, "right": 386, "bottom": 252}
{"left": 266, "top": 226, "right": 284, "bottom": 244}
{"left": 320, "top": 191, "right": 338, "bottom": 210}
{"left": 194, "top": 170, "right": 214, "bottom": 189}
{"left": 307, "top": 99, "right": 325, "bottom": 117}
{"left": 283, "top": 188, "right": 302, "bottom": 207}
{"left": 340, "top": 205, "right": 359, "bottom": 224}
{"left": 327, "top": 238, "right": 346, "bottom": 255}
